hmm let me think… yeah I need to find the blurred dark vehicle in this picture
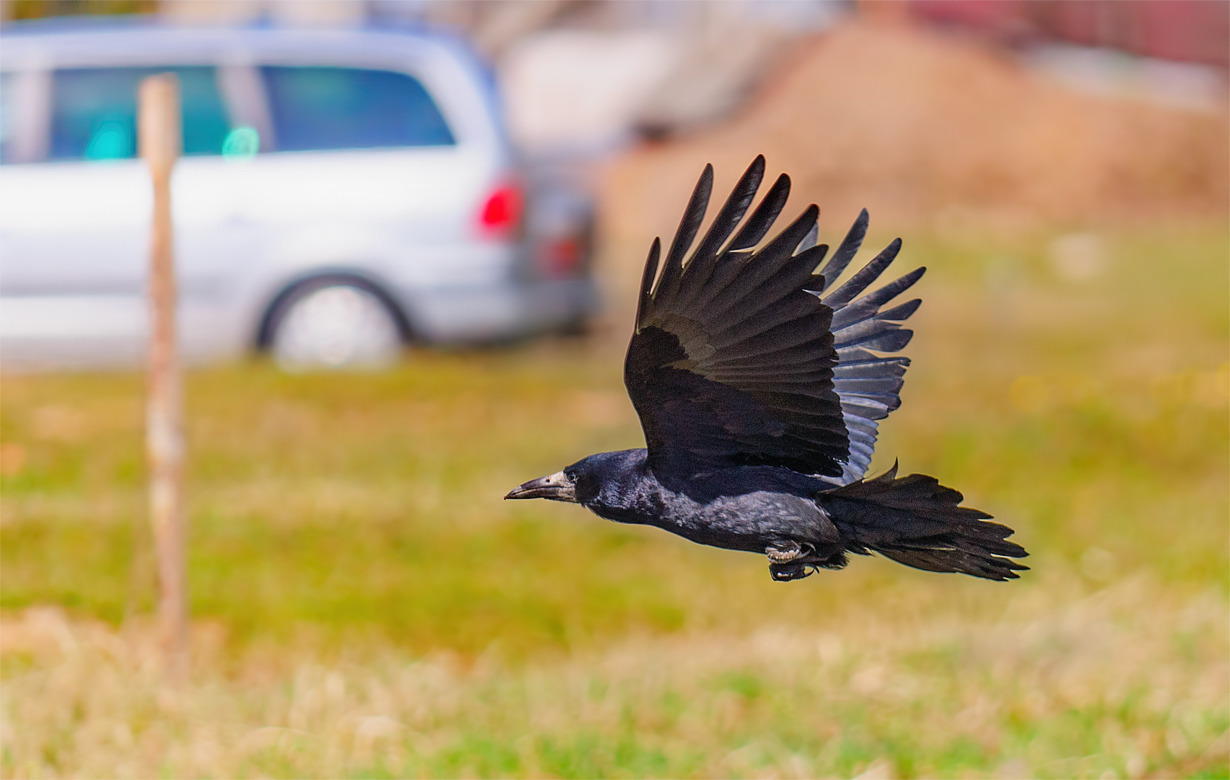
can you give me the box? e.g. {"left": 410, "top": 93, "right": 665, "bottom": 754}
{"left": 0, "top": 19, "right": 599, "bottom": 370}
{"left": 911, "top": 0, "right": 1229, "bottom": 67}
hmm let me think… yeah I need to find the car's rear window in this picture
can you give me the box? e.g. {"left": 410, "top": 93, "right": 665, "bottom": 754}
{"left": 260, "top": 66, "right": 455, "bottom": 152}
{"left": 49, "top": 66, "right": 232, "bottom": 161}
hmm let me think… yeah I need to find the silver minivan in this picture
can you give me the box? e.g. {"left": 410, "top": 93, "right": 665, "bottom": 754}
{"left": 0, "top": 21, "right": 598, "bottom": 369}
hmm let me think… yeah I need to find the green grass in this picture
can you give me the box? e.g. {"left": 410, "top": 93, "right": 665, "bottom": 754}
{"left": 1, "top": 219, "right": 1226, "bottom": 778}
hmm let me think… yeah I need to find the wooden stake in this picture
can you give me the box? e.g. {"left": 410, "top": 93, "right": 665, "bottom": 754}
{"left": 139, "top": 74, "right": 186, "bottom": 675}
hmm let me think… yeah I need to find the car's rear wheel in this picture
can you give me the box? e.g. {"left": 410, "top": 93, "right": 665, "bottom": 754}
{"left": 265, "top": 279, "right": 406, "bottom": 371}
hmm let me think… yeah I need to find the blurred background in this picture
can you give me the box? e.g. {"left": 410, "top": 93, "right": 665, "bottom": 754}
{"left": 1, "top": 1, "right": 1227, "bottom": 778}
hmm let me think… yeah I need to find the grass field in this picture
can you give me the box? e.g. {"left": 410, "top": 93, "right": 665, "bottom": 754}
{"left": 1, "top": 219, "right": 1227, "bottom": 778}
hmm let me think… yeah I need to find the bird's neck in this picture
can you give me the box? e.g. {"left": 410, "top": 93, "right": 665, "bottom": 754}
{"left": 582, "top": 449, "right": 664, "bottom": 525}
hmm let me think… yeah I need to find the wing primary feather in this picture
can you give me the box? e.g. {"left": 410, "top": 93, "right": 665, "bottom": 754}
{"left": 708, "top": 321, "right": 834, "bottom": 366}
{"left": 876, "top": 298, "right": 922, "bottom": 322}
{"left": 691, "top": 155, "right": 765, "bottom": 264}
{"left": 653, "top": 164, "right": 714, "bottom": 311}
{"left": 704, "top": 245, "right": 828, "bottom": 332}
{"left": 675, "top": 156, "right": 766, "bottom": 306}
{"left": 727, "top": 173, "right": 791, "bottom": 251}
{"left": 752, "top": 202, "right": 820, "bottom": 269}
{"left": 698, "top": 202, "right": 821, "bottom": 322}
{"left": 842, "top": 398, "right": 891, "bottom": 416}
{"left": 686, "top": 206, "right": 817, "bottom": 318}
{"left": 832, "top": 377, "right": 904, "bottom": 394}
{"left": 833, "top": 317, "right": 907, "bottom": 345}
{"left": 708, "top": 293, "right": 820, "bottom": 349}
{"left": 829, "top": 267, "right": 925, "bottom": 330}
{"left": 797, "top": 223, "right": 819, "bottom": 254}
{"left": 853, "top": 328, "right": 914, "bottom": 352}
{"left": 823, "top": 238, "right": 903, "bottom": 308}
{"left": 834, "top": 363, "right": 908, "bottom": 382}
{"left": 634, "top": 238, "right": 661, "bottom": 332}
{"left": 710, "top": 356, "right": 846, "bottom": 380}
{"left": 817, "top": 208, "right": 869, "bottom": 284}
{"left": 680, "top": 250, "right": 753, "bottom": 314}
{"left": 834, "top": 347, "right": 910, "bottom": 367}
{"left": 667, "top": 163, "right": 714, "bottom": 268}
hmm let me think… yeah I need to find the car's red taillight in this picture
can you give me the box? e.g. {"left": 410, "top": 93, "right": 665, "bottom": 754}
{"left": 477, "top": 182, "right": 523, "bottom": 237}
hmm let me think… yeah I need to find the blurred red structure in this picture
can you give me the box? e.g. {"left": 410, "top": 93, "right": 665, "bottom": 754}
{"left": 911, "top": 0, "right": 1230, "bottom": 68}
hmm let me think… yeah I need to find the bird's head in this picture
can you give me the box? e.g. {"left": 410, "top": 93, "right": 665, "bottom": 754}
{"left": 504, "top": 450, "right": 644, "bottom": 507}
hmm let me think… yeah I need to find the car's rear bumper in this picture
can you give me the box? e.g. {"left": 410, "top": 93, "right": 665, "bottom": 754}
{"left": 403, "top": 276, "right": 599, "bottom": 344}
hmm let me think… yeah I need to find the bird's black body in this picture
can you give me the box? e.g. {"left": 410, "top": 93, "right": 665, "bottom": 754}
{"left": 507, "top": 157, "right": 1027, "bottom": 582}
{"left": 569, "top": 449, "right": 829, "bottom": 553}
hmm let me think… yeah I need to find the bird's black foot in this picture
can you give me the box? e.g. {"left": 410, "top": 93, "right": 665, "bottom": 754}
{"left": 769, "top": 562, "right": 815, "bottom": 581}
{"left": 766, "top": 541, "right": 816, "bottom": 581}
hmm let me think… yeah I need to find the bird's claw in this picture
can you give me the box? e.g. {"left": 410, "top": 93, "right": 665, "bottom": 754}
{"left": 766, "top": 540, "right": 813, "bottom": 564}
{"left": 766, "top": 540, "right": 816, "bottom": 581}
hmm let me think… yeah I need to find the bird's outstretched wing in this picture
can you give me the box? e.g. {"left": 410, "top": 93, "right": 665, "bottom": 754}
{"left": 624, "top": 156, "right": 922, "bottom": 482}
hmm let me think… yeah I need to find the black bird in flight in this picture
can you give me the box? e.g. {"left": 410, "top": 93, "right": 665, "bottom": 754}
{"left": 506, "top": 157, "right": 1027, "bottom": 582}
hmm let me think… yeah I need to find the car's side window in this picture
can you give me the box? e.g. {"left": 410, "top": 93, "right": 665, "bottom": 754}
{"left": 48, "top": 66, "right": 232, "bottom": 161}
{"left": 260, "top": 66, "right": 455, "bottom": 152}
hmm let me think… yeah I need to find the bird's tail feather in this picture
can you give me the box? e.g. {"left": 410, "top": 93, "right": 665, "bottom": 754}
{"left": 819, "top": 463, "right": 1028, "bottom": 581}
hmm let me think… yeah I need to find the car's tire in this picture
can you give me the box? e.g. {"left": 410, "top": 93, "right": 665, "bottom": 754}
{"left": 264, "top": 278, "right": 407, "bottom": 371}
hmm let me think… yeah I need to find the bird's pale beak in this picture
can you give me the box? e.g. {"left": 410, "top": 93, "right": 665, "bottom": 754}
{"left": 504, "top": 470, "right": 577, "bottom": 502}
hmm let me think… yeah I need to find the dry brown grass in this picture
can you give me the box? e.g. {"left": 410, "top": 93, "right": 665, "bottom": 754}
{"left": 3, "top": 567, "right": 1226, "bottom": 778}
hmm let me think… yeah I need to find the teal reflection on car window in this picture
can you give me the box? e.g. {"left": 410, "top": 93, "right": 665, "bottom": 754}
{"left": 49, "top": 66, "right": 232, "bottom": 161}
{"left": 222, "top": 126, "right": 260, "bottom": 159}
{"left": 84, "top": 120, "right": 132, "bottom": 160}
